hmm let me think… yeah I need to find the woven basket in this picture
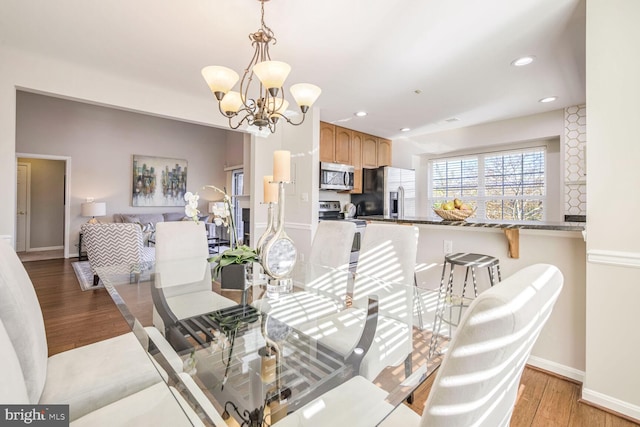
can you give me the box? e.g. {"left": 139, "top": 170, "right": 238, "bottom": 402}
{"left": 433, "top": 208, "right": 476, "bottom": 221}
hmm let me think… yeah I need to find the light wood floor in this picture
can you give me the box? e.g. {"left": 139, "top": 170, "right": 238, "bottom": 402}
{"left": 23, "top": 258, "right": 639, "bottom": 427}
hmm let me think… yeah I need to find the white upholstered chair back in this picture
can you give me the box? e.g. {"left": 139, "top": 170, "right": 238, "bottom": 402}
{"left": 354, "top": 223, "right": 419, "bottom": 380}
{"left": 155, "top": 221, "right": 209, "bottom": 261}
{"left": 353, "top": 223, "right": 419, "bottom": 321}
{"left": 152, "top": 221, "right": 236, "bottom": 334}
{"left": 420, "top": 263, "right": 563, "bottom": 427}
{"left": 309, "top": 221, "right": 355, "bottom": 269}
{"left": 305, "top": 221, "right": 356, "bottom": 300}
{"left": 155, "top": 221, "right": 210, "bottom": 297}
{"left": 0, "top": 240, "right": 48, "bottom": 403}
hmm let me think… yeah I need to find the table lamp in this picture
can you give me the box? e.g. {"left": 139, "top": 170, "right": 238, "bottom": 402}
{"left": 81, "top": 201, "right": 106, "bottom": 224}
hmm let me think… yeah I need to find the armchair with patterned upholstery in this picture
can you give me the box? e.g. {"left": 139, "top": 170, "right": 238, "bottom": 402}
{"left": 81, "top": 223, "right": 156, "bottom": 286}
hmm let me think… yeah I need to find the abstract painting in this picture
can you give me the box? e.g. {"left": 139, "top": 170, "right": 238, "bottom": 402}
{"left": 132, "top": 155, "right": 187, "bottom": 207}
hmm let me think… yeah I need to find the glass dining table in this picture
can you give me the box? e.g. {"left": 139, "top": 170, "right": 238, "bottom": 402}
{"left": 97, "top": 258, "right": 457, "bottom": 426}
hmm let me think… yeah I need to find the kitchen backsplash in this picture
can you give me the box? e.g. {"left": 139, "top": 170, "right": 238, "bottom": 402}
{"left": 564, "top": 104, "right": 587, "bottom": 217}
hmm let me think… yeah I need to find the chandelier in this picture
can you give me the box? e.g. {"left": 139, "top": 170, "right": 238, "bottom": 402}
{"left": 201, "top": 0, "right": 321, "bottom": 133}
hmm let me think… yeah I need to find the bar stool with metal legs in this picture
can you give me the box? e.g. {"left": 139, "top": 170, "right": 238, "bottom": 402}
{"left": 428, "top": 252, "right": 501, "bottom": 359}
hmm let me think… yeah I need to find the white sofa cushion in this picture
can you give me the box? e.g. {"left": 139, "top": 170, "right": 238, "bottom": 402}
{"left": 0, "top": 319, "right": 30, "bottom": 403}
{"left": 69, "top": 382, "right": 196, "bottom": 427}
{"left": 0, "top": 241, "right": 49, "bottom": 403}
{"left": 39, "top": 332, "right": 162, "bottom": 421}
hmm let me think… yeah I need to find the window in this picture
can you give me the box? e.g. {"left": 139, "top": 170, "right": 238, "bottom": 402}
{"left": 231, "top": 169, "right": 244, "bottom": 243}
{"left": 429, "top": 147, "right": 546, "bottom": 221}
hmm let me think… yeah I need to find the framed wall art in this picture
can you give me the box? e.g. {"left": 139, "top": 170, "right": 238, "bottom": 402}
{"left": 132, "top": 155, "right": 188, "bottom": 207}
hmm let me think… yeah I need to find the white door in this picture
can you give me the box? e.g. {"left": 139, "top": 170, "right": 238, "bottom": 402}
{"left": 16, "top": 163, "right": 30, "bottom": 252}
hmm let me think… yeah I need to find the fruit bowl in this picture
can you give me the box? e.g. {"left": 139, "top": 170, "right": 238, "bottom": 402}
{"left": 433, "top": 208, "right": 476, "bottom": 221}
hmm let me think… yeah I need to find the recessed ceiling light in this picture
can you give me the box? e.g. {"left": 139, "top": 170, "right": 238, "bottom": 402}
{"left": 511, "top": 56, "right": 535, "bottom": 67}
{"left": 354, "top": 111, "right": 367, "bottom": 117}
{"left": 444, "top": 117, "right": 460, "bottom": 123}
{"left": 539, "top": 96, "right": 558, "bottom": 103}
{"left": 400, "top": 128, "right": 411, "bottom": 132}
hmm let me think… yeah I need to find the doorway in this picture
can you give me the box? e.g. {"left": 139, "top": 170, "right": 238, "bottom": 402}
{"left": 15, "top": 154, "right": 72, "bottom": 260}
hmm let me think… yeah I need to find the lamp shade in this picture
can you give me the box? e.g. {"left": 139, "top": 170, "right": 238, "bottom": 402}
{"left": 252, "top": 61, "right": 291, "bottom": 90}
{"left": 268, "top": 99, "right": 289, "bottom": 117}
{"left": 290, "top": 83, "right": 322, "bottom": 109}
{"left": 220, "top": 91, "right": 244, "bottom": 114}
{"left": 201, "top": 66, "right": 239, "bottom": 99}
{"left": 81, "top": 202, "right": 106, "bottom": 217}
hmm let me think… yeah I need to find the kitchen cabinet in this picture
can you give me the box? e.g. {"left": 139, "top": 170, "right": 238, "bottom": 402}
{"left": 318, "top": 122, "right": 392, "bottom": 194}
{"left": 351, "top": 131, "right": 363, "bottom": 194}
{"left": 362, "top": 134, "right": 378, "bottom": 168}
{"left": 320, "top": 122, "right": 352, "bottom": 165}
{"left": 334, "top": 126, "right": 352, "bottom": 164}
{"left": 320, "top": 122, "right": 336, "bottom": 163}
{"left": 378, "top": 138, "right": 392, "bottom": 166}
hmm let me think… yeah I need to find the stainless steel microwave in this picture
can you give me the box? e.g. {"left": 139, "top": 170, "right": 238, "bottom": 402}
{"left": 319, "top": 162, "right": 354, "bottom": 191}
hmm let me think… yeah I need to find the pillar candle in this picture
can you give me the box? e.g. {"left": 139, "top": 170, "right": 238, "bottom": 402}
{"left": 273, "top": 150, "right": 291, "bottom": 182}
{"left": 263, "top": 175, "right": 277, "bottom": 203}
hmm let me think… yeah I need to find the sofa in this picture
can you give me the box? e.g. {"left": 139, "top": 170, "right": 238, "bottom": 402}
{"left": 113, "top": 212, "right": 209, "bottom": 245}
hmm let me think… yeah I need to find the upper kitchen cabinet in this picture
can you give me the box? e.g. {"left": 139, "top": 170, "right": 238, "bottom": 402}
{"left": 334, "top": 126, "right": 352, "bottom": 164}
{"left": 319, "top": 122, "right": 336, "bottom": 163}
{"left": 362, "top": 134, "right": 378, "bottom": 168}
{"left": 318, "top": 121, "right": 392, "bottom": 194}
{"left": 378, "top": 138, "right": 392, "bottom": 166}
{"left": 320, "top": 122, "right": 352, "bottom": 165}
{"left": 351, "top": 131, "right": 363, "bottom": 193}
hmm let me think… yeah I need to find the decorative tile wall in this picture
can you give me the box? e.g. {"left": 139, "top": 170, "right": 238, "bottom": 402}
{"left": 564, "top": 104, "right": 587, "bottom": 216}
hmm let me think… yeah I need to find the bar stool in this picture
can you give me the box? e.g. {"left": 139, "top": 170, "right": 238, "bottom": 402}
{"left": 428, "top": 252, "right": 501, "bottom": 359}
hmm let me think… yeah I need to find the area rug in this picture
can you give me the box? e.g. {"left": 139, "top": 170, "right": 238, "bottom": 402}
{"left": 72, "top": 261, "right": 103, "bottom": 291}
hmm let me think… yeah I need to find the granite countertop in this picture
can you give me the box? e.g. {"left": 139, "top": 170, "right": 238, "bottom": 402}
{"left": 358, "top": 215, "right": 585, "bottom": 232}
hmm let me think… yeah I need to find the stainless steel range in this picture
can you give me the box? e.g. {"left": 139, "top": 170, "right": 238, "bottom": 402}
{"left": 318, "top": 201, "right": 366, "bottom": 271}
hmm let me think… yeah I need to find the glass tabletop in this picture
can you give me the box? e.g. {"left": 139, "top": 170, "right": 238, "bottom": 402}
{"left": 97, "top": 258, "right": 464, "bottom": 426}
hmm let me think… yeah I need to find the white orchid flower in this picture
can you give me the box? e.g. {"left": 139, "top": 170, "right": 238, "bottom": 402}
{"left": 185, "top": 205, "right": 199, "bottom": 218}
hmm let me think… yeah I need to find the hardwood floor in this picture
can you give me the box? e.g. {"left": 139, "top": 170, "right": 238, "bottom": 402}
{"left": 23, "top": 258, "right": 639, "bottom": 427}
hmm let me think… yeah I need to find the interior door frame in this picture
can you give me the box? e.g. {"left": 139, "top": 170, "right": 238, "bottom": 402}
{"left": 15, "top": 153, "right": 72, "bottom": 258}
{"left": 16, "top": 162, "right": 31, "bottom": 252}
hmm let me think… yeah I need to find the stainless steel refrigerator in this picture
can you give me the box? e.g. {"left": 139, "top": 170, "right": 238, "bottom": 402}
{"left": 351, "top": 166, "right": 415, "bottom": 218}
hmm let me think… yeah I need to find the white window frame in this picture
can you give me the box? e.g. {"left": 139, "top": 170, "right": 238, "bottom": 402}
{"left": 428, "top": 146, "right": 547, "bottom": 221}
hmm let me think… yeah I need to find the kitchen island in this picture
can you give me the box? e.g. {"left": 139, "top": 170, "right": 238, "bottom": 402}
{"left": 360, "top": 214, "right": 587, "bottom": 385}
{"left": 358, "top": 215, "right": 585, "bottom": 232}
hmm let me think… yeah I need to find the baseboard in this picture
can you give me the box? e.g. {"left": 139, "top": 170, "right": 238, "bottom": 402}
{"left": 27, "top": 245, "right": 64, "bottom": 252}
{"left": 527, "top": 355, "right": 585, "bottom": 383}
{"left": 582, "top": 387, "right": 640, "bottom": 422}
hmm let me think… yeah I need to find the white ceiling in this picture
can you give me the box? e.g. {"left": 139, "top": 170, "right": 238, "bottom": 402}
{"left": 1, "top": 0, "right": 585, "bottom": 148}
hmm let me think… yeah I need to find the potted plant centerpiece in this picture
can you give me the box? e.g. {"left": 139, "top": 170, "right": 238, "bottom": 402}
{"left": 186, "top": 186, "right": 258, "bottom": 290}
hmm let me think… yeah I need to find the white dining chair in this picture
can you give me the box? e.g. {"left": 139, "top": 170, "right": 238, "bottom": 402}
{"left": 254, "top": 221, "right": 356, "bottom": 327}
{"left": 153, "top": 221, "right": 236, "bottom": 335}
{"left": 274, "top": 263, "right": 564, "bottom": 427}
{"left": 296, "top": 223, "right": 419, "bottom": 381}
{"left": 0, "top": 240, "right": 163, "bottom": 421}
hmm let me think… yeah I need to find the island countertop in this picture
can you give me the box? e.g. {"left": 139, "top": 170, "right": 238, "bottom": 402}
{"left": 358, "top": 215, "right": 585, "bottom": 232}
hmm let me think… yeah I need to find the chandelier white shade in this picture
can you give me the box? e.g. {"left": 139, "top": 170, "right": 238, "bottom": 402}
{"left": 201, "top": 0, "right": 321, "bottom": 133}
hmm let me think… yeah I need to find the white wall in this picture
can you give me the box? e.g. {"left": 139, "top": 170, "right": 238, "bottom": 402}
{"left": 0, "top": 45, "right": 232, "bottom": 246}
{"left": 250, "top": 109, "right": 320, "bottom": 259}
{"left": 584, "top": 0, "right": 640, "bottom": 419}
{"left": 15, "top": 91, "right": 233, "bottom": 257}
{"left": 411, "top": 224, "right": 586, "bottom": 380}
{"left": 393, "top": 109, "right": 564, "bottom": 165}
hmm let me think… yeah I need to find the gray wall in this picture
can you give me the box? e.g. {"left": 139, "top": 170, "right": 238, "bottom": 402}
{"left": 17, "top": 157, "right": 65, "bottom": 249}
{"left": 16, "top": 91, "right": 242, "bottom": 256}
